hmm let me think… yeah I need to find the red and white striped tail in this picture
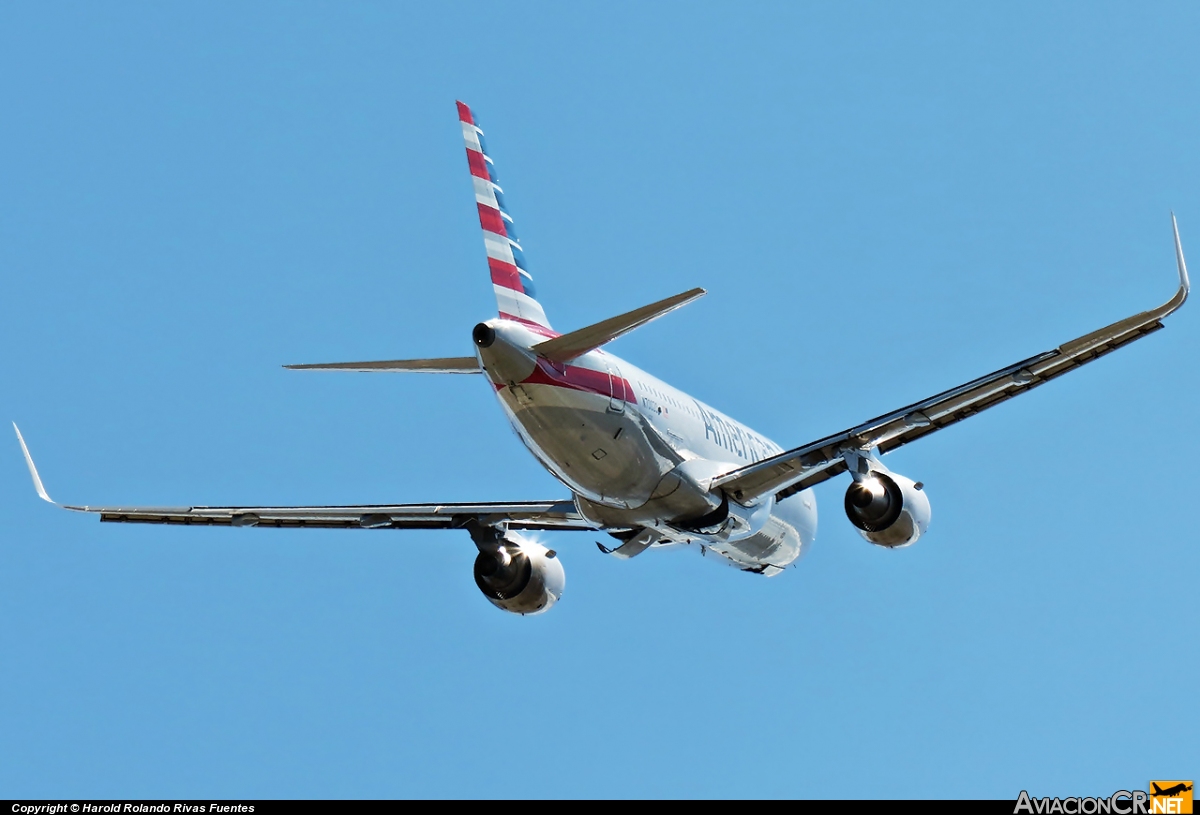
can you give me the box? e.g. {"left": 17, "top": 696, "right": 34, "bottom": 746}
{"left": 457, "top": 101, "right": 551, "bottom": 330}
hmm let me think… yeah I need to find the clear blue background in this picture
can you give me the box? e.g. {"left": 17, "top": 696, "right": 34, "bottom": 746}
{"left": 1, "top": 1, "right": 1196, "bottom": 799}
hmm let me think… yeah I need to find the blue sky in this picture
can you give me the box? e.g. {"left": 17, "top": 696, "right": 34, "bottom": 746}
{"left": 1, "top": 1, "right": 1196, "bottom": 799}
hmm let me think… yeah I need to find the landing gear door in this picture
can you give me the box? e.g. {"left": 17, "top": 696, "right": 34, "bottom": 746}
{"left": 607, "top": 363, "right": 626, "bottom": 413}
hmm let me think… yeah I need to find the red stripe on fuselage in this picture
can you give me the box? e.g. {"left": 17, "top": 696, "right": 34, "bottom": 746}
{"left": 498, "top": 357, "right": 637, "bottom": 404}
{"left": 496, "top": 315, "right": 558, "bottom": 336}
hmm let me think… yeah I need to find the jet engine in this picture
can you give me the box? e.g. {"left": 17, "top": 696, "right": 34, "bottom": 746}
{"left": 843, "top": 470, "right": 930, "bottom": 548}
{"left": 473, "top": 537, "right": 565, "bottom": 615}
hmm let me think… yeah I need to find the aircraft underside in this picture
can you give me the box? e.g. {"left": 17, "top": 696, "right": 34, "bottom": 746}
{"left": 483, "top": 333, "right": 816, "bottom": 576}
{"left": 10, "top": 100, "right": 1190, "bottom": 617}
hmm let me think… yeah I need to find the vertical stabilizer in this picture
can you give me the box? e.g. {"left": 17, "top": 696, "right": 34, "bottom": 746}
{"left": 457, "top": 101, "right": 552, "bottom": 330}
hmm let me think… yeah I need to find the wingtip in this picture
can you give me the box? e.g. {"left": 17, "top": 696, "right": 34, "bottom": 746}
{"left": 12, "top": 422, "right": 54, "bottom": 504}
{"left": 1172, "top": 212, "right": 1190, "bottom": 299}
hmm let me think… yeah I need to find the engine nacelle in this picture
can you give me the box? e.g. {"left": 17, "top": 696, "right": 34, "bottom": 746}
{"left": 473, "top": 537, "right": 565, "bottom": 615}
{"left": 843, "top": 470, "right": 930, "bottom": 548}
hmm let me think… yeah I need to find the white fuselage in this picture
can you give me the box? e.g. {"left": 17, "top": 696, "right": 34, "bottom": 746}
{"left": 476, "top": 318, "right": 817, "bottom": 575}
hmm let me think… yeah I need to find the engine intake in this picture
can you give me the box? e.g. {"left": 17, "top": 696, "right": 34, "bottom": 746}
{"left": 844, "top": 470, "right": 930, "bottom": 548}
{"left": 473, "top": 538, "right": 565, "bottom": 615}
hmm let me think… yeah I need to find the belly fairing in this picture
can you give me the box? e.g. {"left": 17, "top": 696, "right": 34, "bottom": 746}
{"left": 706, "top": 490, "right": 818, "bottom": 575}
{"left": 495, "top": 382, "right": 679, "bottom": 508}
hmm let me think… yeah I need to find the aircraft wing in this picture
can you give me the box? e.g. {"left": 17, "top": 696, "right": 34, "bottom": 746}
{"left": 12, "top": 424, "right": 591, "bottom": 531}
{"left": 712, "top": 216, "right": 1191, "bottom": 506}
{"left": 61, "top": 500, "right": 590, "bottom": 531}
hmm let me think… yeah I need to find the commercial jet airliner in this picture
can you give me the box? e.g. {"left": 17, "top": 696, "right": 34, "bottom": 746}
{"left": 14, "top": 101, "right": 1191, "bottom": 615}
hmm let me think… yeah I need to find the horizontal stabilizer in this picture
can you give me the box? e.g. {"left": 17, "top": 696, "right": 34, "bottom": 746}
{"left": 284, "top": 357, "right": 481, "bottom": 373}
{"left": 533, "top": 287, "right": 706, "bottom": 363}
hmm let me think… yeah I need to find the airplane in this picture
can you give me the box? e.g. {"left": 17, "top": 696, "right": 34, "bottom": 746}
{"left": 12, "top": 100, "right": 1191, "bottom": 616}
{"left": 1152, "top": 783, "right": 1193, "bottom": 798}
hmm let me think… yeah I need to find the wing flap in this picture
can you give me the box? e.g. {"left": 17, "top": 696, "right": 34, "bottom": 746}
{"left": 90, "top": 500, "right": 588, "bottom": 531}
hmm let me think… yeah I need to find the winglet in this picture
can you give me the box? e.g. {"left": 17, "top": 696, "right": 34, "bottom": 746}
{"left": 1171, "top": 212, "right": 1190, "bottom": 308}
{"left": 12, "top": 423, "right": 54, "bottom": 504}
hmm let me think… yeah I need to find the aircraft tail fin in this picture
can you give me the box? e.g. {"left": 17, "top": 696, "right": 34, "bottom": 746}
{"left": 457, "top": 101, "right": 551, "bottom": 330}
